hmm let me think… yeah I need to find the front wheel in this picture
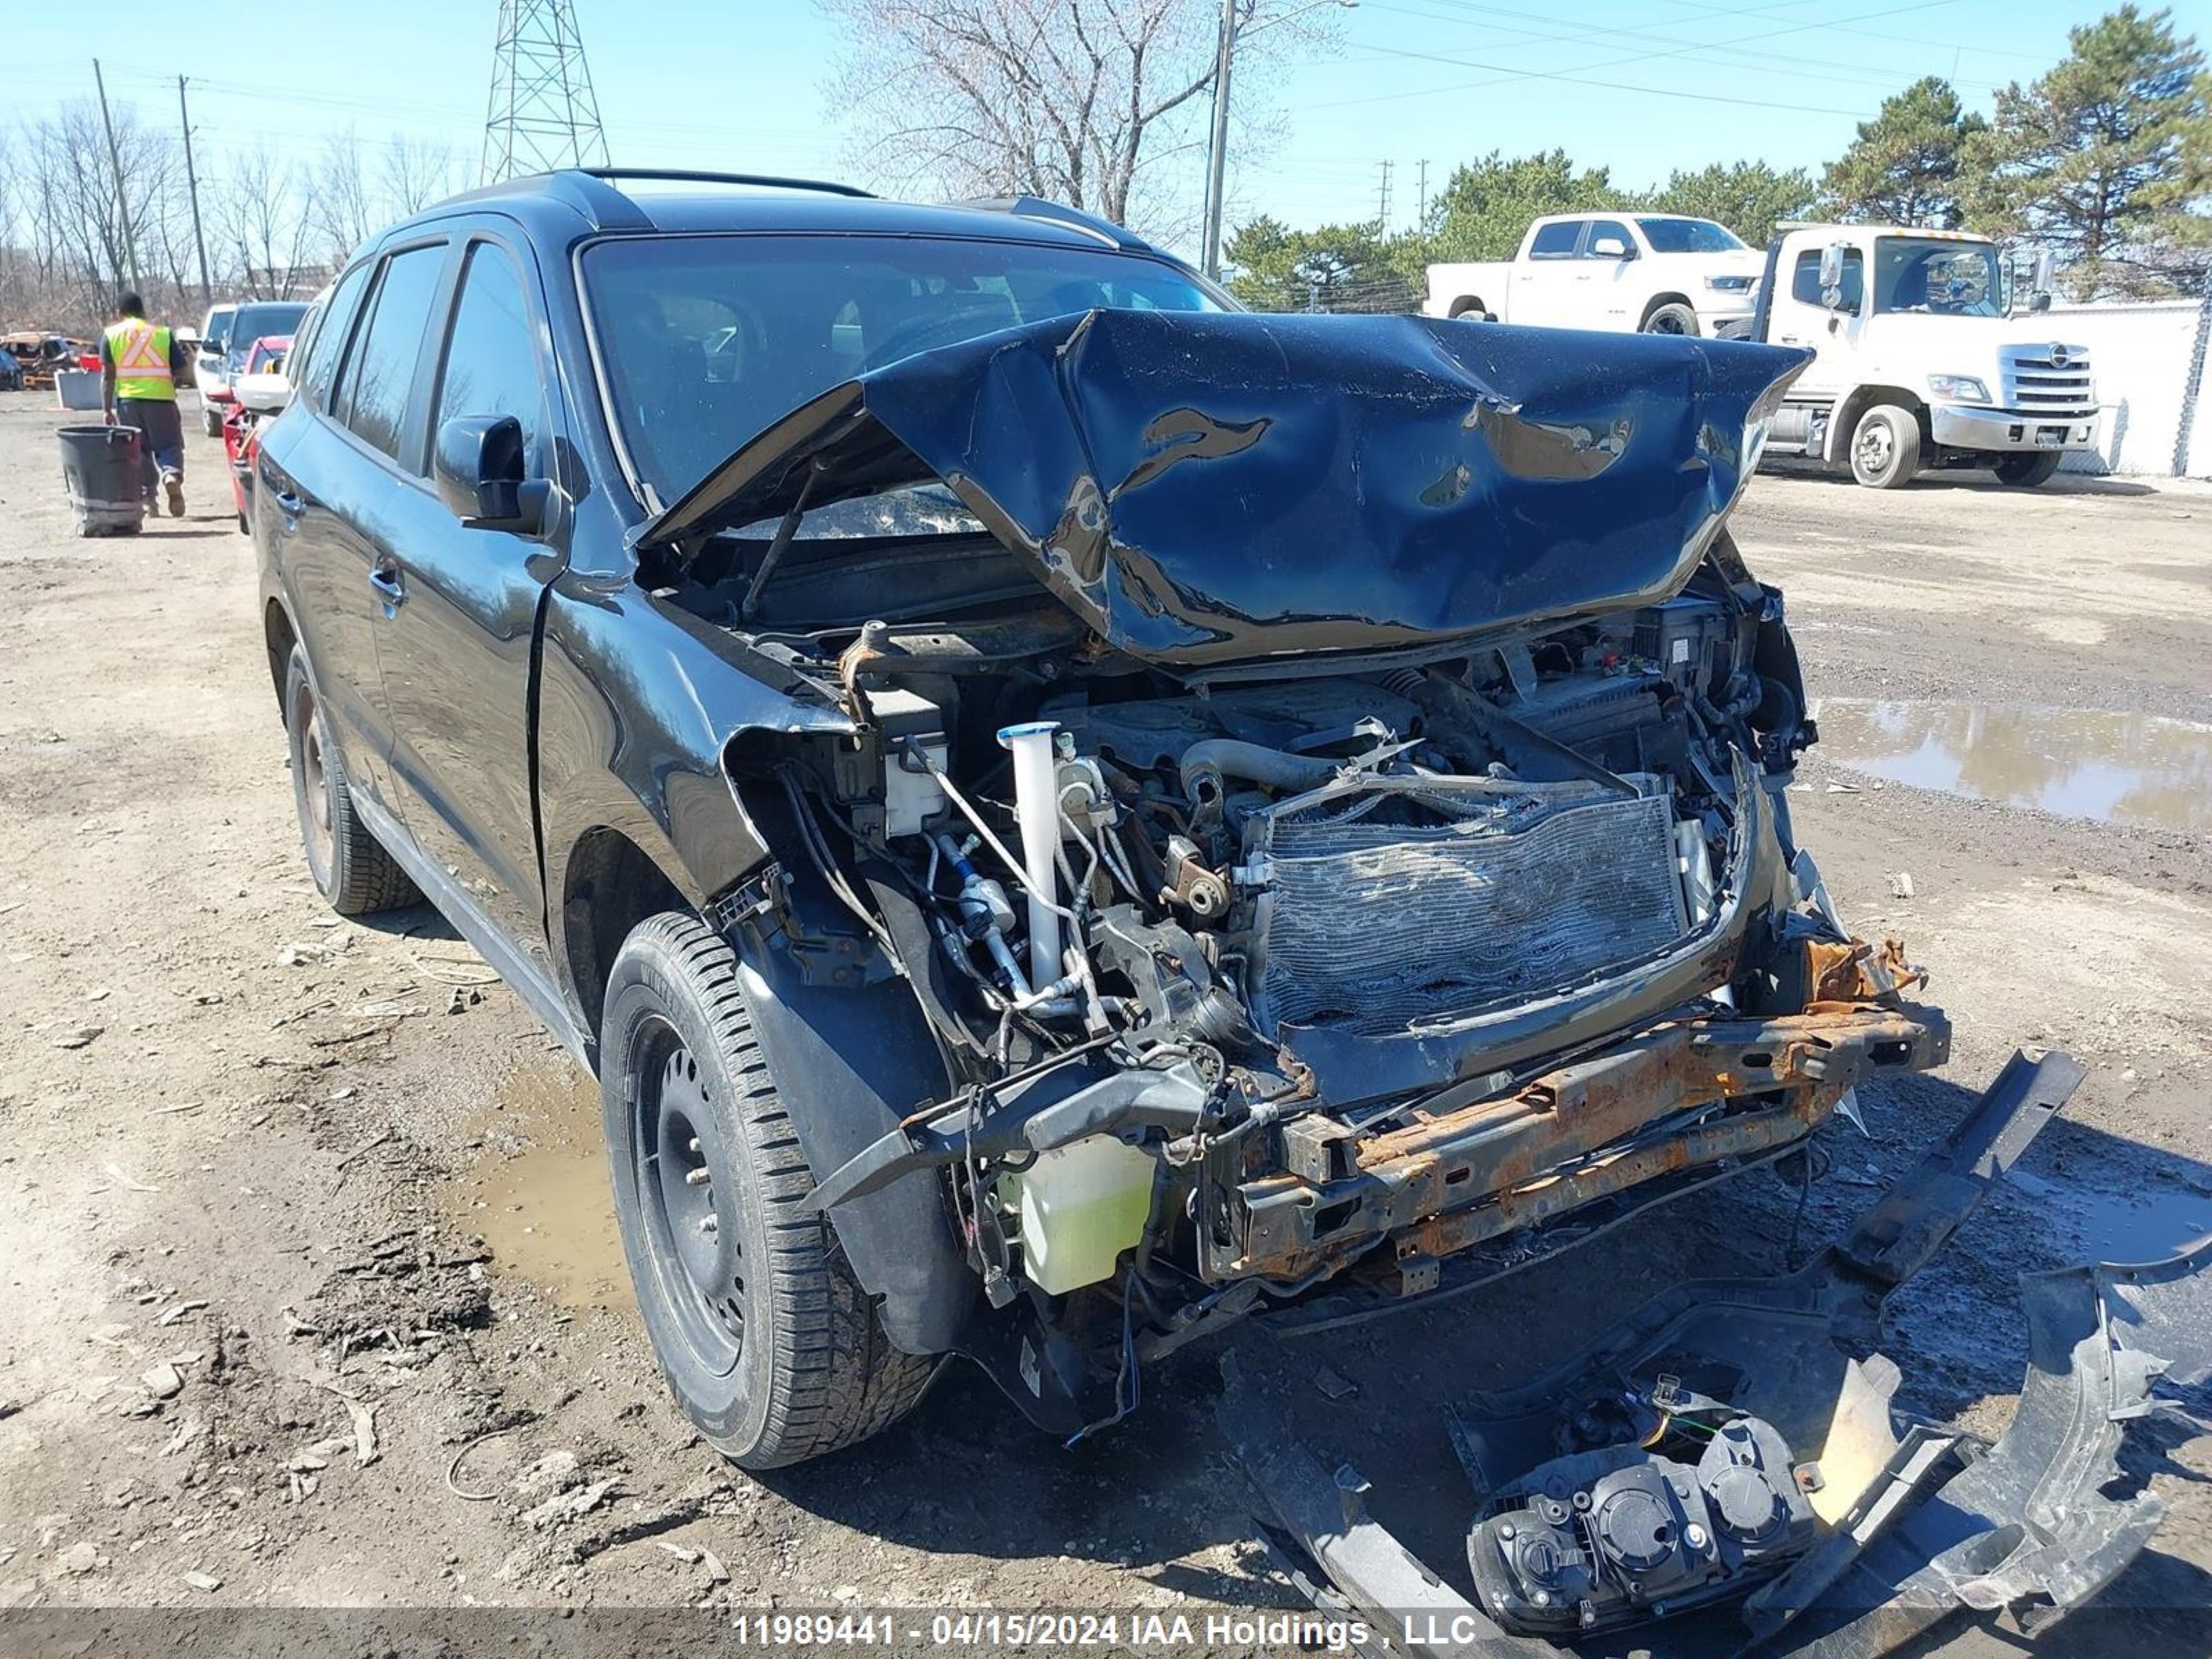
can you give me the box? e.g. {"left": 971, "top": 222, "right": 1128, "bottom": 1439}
{"left": 200, "top": 404, "right": 222, "bottom": 438}
{"left": 1848, "top": 404, "right": 1922, "bottom": 489}
{"left": 601, "top": 913, "right": 935, "bottom": 1469}
{"left": 1641, "top": 302, "right": 1699, "bottom": 336}
{"left": 1992, "top": 451, "right": 2063, "bottom": 488}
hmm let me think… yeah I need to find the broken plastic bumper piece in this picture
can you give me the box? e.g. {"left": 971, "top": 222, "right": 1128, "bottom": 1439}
{"left": 1220, "top": 1049, "right": 2212, "bottom": 1656}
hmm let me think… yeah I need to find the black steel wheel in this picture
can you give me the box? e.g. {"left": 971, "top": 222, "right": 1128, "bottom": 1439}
{"left": 1993, "top": 451, "right": 2063, "bottom": 488}
{"left": 600, "top": 912, "right": 934, "bottom": 1468}
{"left": 281, "top": 646, "right": 417, "bottom": 915}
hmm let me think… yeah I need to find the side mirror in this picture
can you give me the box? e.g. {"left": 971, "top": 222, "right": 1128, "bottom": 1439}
{"left": 2032, "top": 249, "right": 2055, "bottom": 297}
{"left": 2027, "top": 290, "right": 2052, "bottom": 313}
{"left": 1593, "top": 238, "right": 1633, "bottom": 261}
{"left": 435, "top": 414, "right": 545, "bottom": 533}
{"left": 1817, "top": 242, "right": 1846, "bottom": 308}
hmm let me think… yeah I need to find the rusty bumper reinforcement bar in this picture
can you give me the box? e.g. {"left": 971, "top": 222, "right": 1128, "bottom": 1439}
{"left": 1217, "top": 1050, "right": 2212, "bottom": 1657}
{"left": 1212, "top": 1003, "right": 1949, "bottom": 1286}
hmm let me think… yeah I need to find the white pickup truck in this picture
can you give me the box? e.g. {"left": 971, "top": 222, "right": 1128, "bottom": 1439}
{"left": 1749, "top": 223, "right": 2099, "bottom": 488}
{"left": 1424, "top": 213, "right": 1768, "bottom": 337}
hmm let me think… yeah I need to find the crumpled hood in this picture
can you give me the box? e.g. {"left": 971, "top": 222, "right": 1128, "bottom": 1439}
{"left": 641, "top": 309, "right": 1808, "bottom": 666}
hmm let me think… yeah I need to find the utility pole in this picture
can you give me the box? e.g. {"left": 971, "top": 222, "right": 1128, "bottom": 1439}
{"left": 1200, "top": 0, "right": 1236, "bottom": 281}
{"left": 178, "top": 77, "right": 212, "bottom": 307}
{"left": 1416, "top": 159, "right": 1429, "bottom": 232}
{"left": 1376, "top": 160, "right": 1393, "bottom": 230}
{"left": 92, "top": 58, "right": 140, "bottom": 294}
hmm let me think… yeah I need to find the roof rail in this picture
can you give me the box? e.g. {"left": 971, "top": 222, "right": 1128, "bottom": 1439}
{"left": 960, "top": 196, "right": 1145, "bottom": 251}
{"left": 577, "top": 167, "right": 875, "bottom": 200}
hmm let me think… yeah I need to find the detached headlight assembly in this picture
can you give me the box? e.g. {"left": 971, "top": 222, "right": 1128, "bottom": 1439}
{"left": 1928, "top": 374, "right": 1990, "bottom": 402}
{"left": 1704, "top": 274, "right": 1753, "bottom": 293}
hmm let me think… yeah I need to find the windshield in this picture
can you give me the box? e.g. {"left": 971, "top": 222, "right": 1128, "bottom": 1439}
{"left": 203, "top": 309, "right": 236, "bottom": 350}
{"left": 583, "top": 232, "right": 1225, "bottom": 514}
{"left": 1872, "top": 238, "right": 2002, "bottom": 317}
{"left": 227, "top": 303, "right": 306, "bottom": 357}
{"left": 1635, "top": 218, "right": 1745, "bottom": 254}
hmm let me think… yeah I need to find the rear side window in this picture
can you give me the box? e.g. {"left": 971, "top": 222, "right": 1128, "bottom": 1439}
{"left": 1528, "top": 221, "right": 1583, "bottom": 259}
{"left": 433, "top": 244, "right": 549, "bottom": 474}
{"left": 339, "top": 245, "right": 447, "bottom": 465}
{"left": 297, "top": 263, "right": 371, "bottom": 412}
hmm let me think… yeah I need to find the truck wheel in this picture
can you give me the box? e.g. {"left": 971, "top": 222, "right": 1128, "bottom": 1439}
{"left": 201, "top": 405, "right": 222, "bottom": 438}
{"left": 1641, "top": 302, "right": 1699, "bottom": 336}
{"left": 1848, "top": 404, "right": 1921, "bottom": 489}
{"left": 601, "top": 912, "right": 935, "bottom": 1469}
{"left": 283, "top": 646, "right": 418, "bottom": 915}
{"left": 1447, "top": 298, "right": 1491, "bottom": 321}
{"left": 1993, "top": 452, "right": 2063, "bottom": 488}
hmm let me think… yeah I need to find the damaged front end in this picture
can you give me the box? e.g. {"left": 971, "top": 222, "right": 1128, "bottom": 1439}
{"left": 639, "top": 308, "right": 1952, "bottom": 1437}
{"left": 1219, "top": 1050, "right": 2212, "bottom": 1656}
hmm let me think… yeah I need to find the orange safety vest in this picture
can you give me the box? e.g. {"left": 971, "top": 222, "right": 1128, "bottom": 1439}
{"left": 106, "top": 318, "right": 176, "bottom": 402}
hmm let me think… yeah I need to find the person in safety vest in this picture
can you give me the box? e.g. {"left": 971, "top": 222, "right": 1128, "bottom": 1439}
{"left": 100, "top": 292, "right": 192, "bottom": 518}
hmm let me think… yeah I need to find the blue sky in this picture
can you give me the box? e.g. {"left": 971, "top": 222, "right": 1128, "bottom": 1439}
{"left": 8, "top": 0, "right": 2151, "bottom": 260}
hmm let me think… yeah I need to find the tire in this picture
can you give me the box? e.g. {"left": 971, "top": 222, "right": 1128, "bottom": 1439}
{"left": 1641, "top": 301, "right": 1699, "bottom": 336}
{"left": 201, "top": 405, "right": 222, "bottom": 438}
{"left": 601, "top": 912, "right": 935, "bottom": 1469}
{"left": 1993, "top": 451, "right": 2063, "bottom": 488}
{"left": 1447, "top": 298, "right": 1491, "bottom": 321}
{"left": 282, "top": 646, "right": 418, "bottom": 915}
{"left": 1848, "top": 403, "right": 1922, "bottom": 489}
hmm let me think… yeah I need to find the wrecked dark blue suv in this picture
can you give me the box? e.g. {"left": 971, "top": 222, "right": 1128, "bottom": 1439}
{"left": 254, "top": 168, "right": 1948, "bottom": 1478}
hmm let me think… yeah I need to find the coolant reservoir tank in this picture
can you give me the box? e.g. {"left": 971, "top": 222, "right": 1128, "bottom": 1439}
{"left": 1008, "top": 1135, "right": 1156, "bottom": 1296}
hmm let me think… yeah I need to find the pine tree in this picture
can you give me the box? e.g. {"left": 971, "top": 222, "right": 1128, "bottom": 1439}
{"left": 1965, "top": 6, "right": 2210, "bottom": 294}
{"left": 1819, "top": 77, "right": 1987, "bottom": 228}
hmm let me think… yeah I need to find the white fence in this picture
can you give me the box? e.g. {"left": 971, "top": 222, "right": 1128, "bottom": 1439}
{"left": 2045, "top": 297, "right": 2212, "bottom": 478}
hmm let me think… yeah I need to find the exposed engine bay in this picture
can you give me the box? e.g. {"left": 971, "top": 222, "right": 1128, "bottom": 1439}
{"left": 709, "top": 532, "right": 1949, "bottom": 1437}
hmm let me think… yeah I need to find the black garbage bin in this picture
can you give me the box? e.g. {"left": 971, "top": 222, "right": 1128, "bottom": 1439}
{"left": 57, "top": 424, "right": 144, "bottom": 537}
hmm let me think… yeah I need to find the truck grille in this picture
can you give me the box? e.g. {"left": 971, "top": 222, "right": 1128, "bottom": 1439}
{"left": 1248, "top": 785, "right": 1688, "bottom": 1039}
{"left": 2000, "top": 345, "right": 2094, "bottom": 415}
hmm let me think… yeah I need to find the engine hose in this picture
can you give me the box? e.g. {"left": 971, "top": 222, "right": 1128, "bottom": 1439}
{"left": 1177, "top": 739, "right": 1336, "bottom": 807}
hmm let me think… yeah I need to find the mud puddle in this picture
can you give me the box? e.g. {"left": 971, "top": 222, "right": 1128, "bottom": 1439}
{"left": 2013, "top": 1170, "right": 2212, "bottom": 1262}
{"left": 444, "top": 1055, "right": 627, "bottom": 1309}
{"left": 1812, "top": 699, "right": 2212, "bottom": 835}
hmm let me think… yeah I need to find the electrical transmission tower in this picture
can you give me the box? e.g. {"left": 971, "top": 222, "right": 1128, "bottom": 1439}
{"left": 481, "top": 0, "right": 610, "bottom": 185}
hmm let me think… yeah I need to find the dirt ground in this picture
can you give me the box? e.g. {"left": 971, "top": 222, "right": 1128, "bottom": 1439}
{"left": 1, "top": 395, "right": 2206, "bottom": 1657}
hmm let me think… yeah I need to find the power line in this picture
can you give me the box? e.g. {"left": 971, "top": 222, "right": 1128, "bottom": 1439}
{"left": 1366, "top": 0, "right": 2008, "bottom": 95}
{"left": 1310, "top": 0, "right": 1972, "bottom": 115}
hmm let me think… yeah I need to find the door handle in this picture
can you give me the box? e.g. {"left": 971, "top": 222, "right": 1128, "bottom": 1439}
{"left": 368, "top": 560, "right": 406, "bottom": 612}
{"left": 272, "top": 487, "right": 305, "bottom": 517}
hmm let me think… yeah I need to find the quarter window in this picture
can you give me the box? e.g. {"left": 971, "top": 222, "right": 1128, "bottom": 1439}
{"left": 298, "top": 262, "right": 371, "bottom": 413}
{"left": 434, "top": 244, "right": 548, "bottom": 474}
{"left": 339, "top": 245, "right": 447, "bottom": 465}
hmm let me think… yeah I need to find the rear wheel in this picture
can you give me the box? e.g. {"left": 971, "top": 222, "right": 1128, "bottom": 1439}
{"left": 1993, "top": 451, "right": 2063, "bottom": 488}
{"left": 1848, "top": 404, "right": 1922, "bottom": 489}
{"left": 283, "top": 646, "right": 417, "bottom": 915}
{"left": 601, "top": 913, "right": 934, "bottom": 1469}
{"left": 1641, "top": 301, "right": 1699, "bottom": 336}
{"left": 200, "top": 404, "right": 222, "bottom": 438}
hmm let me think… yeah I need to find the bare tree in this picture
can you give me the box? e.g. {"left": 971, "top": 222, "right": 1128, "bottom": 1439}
{"left": 382, "top": 134, "right": 458, "bottom": 216}
{"left": 312, "top": 127, "right": 380, "bottom": 266}
{"left": 213, "top": 147, "right": 315, "bottom": 299}
{"left": 819, "top": 0, "right": 1326, "bottom": 234}
{"left": 8, "top": 102, "right": 189, "bottom": 331}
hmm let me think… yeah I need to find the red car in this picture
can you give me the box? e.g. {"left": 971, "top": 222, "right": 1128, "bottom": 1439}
{"left": 218, "top": 335, "right": 292, "bottom": 533}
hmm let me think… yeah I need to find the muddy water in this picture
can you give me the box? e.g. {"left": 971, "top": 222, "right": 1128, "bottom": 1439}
{"left": 1812, "top": 699, "right": 2212, "bottom": 836}
{"left": 2014, "top": 1170, "right": 2212, "bottom": 1263}
{"left": 444, "top": 1056, "right": 628, "bottom": 1309}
